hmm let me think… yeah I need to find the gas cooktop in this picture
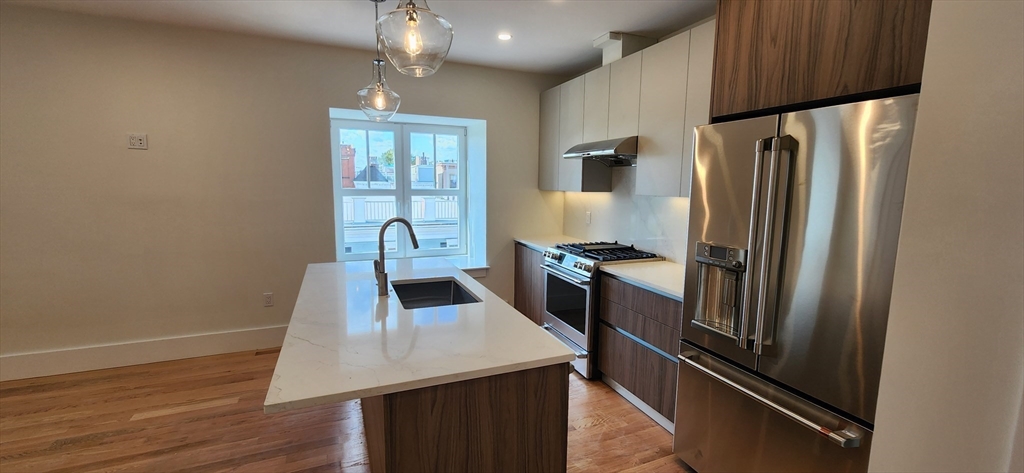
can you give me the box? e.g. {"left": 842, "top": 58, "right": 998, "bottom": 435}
{"left": 544, "top": 241, "right": 664, "bottom": 278}
{"left": 555, "top": 241, "right": 661, "bottom": 262}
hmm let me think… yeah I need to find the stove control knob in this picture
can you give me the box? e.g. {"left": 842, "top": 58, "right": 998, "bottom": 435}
{"left": 732, "top": 261, "right": 743, "bottom": 269}
{"left": 584, "top": 264, "right": 593, "bottom": 272}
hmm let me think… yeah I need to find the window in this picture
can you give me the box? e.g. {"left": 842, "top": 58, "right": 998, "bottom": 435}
{"left": 330, "top": 118, "right": 469, "bottom": 261}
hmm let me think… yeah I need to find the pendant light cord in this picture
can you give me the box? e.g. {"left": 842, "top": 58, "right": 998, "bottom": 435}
{"left": 374, "top": 0, "right": 382, "bottom": 61}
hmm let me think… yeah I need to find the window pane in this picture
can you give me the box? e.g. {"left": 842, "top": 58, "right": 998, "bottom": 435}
{"left": 342, "top": 196, "right": 397, "bottom": 254}
{"left": 340, "top": 128, "right": 396, "bottom": 190}
{"left": 410, "top": 132, "right": 435, "bottom": 189}
{"left": 410, "top": 132, "right": 460, "bottom": 190}
{"left": 411, "top": 196, "right": 460, "bottom": 250}
{"left": 435, "top": 134, "right": 459, "bottom": 189}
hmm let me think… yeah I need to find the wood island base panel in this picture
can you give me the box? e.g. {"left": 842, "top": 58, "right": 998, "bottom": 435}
{"left": 362, "top": 363, "right": 570, "bottom": 473}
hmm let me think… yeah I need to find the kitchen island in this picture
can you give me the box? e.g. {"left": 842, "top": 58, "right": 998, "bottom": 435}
{"left": 264, "top": 257, "right": 576, "bottom": 472}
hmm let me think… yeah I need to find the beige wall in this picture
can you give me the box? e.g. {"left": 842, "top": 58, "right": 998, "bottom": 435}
{"left": 869, "top": 1, "right": 1024, "bottom": 471}
{"left": 0, "top": 5, "right": 564, "bottom": 361}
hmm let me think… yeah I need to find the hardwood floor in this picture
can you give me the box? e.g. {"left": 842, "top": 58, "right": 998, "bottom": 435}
{"left": 0, "top": 349, "right": 690, "bottom": 472}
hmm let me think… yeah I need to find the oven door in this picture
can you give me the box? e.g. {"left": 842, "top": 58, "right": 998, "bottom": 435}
{"left": 540, "top": 264, "right": 593, "bottom": 372}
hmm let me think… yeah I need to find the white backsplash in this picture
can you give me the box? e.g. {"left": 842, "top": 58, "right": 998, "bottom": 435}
{"left": 563, "top": 167, "right": 690, "bottom": 262}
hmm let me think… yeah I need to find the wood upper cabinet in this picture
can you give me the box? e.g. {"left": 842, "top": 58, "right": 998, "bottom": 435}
{"left": 513, "top": 243, "right": 545, "bottom": 326}
{"left": 583, "top": 65, "right": 610, "bottom": 143}
{"left": 679, "top": 19, "right": 716, "bottom": 197}
{"left": 636, "top": 31, "right": 690, "bottom": 197}
{"left": 557, "top": 76, "right": 585, "bottom": 192}
{"left": 710, "top": 0, "right": 932, "bottom": 119}
{"left": 607, "top": 52, "right": 642, "bottom": 139}
{"left": 538, "top": 86, "right": 560, "bottom": 191}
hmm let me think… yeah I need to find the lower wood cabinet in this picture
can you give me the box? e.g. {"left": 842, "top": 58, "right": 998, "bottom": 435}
{"left": 597, "top": 275, "right": 683, "bottom": 422}
{"left": 597, "top": 323, "right": 677, "bottom": 420}
{"left": 513, "top": 243, "right": 545, "bottom": 325}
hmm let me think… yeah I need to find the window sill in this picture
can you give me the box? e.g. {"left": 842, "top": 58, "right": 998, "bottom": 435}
{"left": 444, "top": 255, "right": 489, "bottom": 278}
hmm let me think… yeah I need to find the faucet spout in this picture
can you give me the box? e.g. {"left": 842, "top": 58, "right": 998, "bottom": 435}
{"left": 375, "top": 217, "right": 420, "bottom": 296}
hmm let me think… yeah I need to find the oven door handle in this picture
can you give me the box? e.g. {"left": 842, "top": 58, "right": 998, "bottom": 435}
{"left": 541, "top": 324, "right": 588, "bottom": 358}
{"left": 540, "top": 263, "right": 590, "bottom": 286}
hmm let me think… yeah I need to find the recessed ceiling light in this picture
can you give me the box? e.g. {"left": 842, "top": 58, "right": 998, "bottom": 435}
{"left": 498, "top": 33, "right": 512, "bottom": 41}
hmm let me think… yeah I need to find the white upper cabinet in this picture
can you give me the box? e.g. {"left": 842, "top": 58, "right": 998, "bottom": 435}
{"left": 558, "top": 76, "right": 585, "bottom": 192}
{"left": 583, "top": 65, "right": 610, "bottom": 143}
{"left": 679, "top": 20, "right": 716, "bottom": 198}
{"left": 539, "top": 85, "right": 560, "bottom": 191}
{"left": 608, "top": 52, "right": 642, "bottom": 139}
{"left": 636, "top": 31, "right": 690, "bottom": 197}
{"left": 536, "top": 18, "right": 715, "bottom": 194}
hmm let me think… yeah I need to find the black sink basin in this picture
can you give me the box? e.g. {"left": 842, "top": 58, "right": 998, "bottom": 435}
{"left": 391, "top": 277, "right": 481, "bottom": 310}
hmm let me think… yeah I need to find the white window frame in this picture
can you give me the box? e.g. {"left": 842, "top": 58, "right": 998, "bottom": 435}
{"left": 330, "top": 118, "right": 469, "bottom": 261}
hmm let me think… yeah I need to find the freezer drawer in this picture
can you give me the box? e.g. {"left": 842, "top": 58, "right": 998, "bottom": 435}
{"left": 674, "top": 342, "right": 872, "bottom": 473}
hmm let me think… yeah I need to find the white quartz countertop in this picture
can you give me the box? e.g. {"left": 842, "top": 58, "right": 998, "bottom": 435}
{"left": 515, "top": 235, "right": 685, "bottom": 300}
{"left": 600, "top": 261, "right": 685, "bottom": 301}
{"left": 264, "top": 258, "right": 576, "bottom": 414}
{"left": 514, "top": 235, "right": 583, "bottom": 252}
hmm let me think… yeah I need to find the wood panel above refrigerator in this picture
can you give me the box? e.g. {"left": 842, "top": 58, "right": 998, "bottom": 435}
{"left": 710, "top": 0, "right": 932, "bottom": 121}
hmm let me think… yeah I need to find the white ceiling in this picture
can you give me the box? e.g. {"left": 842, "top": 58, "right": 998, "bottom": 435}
{"left": 1, "top": 0, "right": 717, "bottom": 76}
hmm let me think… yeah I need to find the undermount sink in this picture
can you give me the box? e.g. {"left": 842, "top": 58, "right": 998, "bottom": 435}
{"left": 390, "top": 277, "right": 481, "bottom": 310}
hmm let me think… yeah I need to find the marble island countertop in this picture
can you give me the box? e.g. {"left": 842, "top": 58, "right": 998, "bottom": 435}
{"left": 264, "top": 258, "right": 576, "bottom": 414}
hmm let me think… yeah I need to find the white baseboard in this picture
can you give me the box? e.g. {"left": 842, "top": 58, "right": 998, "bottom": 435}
{"left": 0, "top": 325, "right": 288, "bottom": 382}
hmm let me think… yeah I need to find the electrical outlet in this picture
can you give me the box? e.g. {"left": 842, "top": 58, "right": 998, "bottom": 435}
{"left": 263, "top": 292, "right": 274, "bottom": 307}
{"left": 128, "top": 133, "right": 148, "bottom": 150}
{"left": 586, "top": 211, "right": 592, "bottom": 225}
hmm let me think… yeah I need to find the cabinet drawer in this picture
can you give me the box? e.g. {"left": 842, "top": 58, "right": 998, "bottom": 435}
{"left": 598, "top": 324, "right": 677, "bottom": 420}
{"left": 598, "top": 323, "right": 636, "bottom": 392}
{"left": 634, "top": 336, "right": 677, "bottom": 420}
{"left": 601, "top": 276, "right": 683, "bottom": 330}
{"left": 599, "top": 298, "right": 678, "bottom": 356}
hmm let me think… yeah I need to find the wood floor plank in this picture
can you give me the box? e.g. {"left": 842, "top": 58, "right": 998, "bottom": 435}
{"left": 1, "top": 349, "right": 689, "bottom": 473}
{"left": 129, "top": 397, "right": 240, "bottom": 421}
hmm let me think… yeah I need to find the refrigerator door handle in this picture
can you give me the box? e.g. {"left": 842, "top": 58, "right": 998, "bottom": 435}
{"left": 754, "top": 136, "right": 795, "bottom": 356}
{"left": 738, "top": 138, "right": 769, "bottom": 349}
{"left": 678, "top": 352, "right": 861, "bottom": 448}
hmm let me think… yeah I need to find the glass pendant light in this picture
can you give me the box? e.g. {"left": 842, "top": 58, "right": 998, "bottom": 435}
{"left": 357, "top": 58, "right": 400, "bottom": 122}
{"left": 358, "top": 0, "right": 400, "bottom": 122}
{"left": 376, "top": 0, "right": 453, "bottom": 77}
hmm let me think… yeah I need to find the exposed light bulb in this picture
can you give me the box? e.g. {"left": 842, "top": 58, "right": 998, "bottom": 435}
{"left": 405, "top": 24, "right": 423, "bottom": 55}
{"left": 373, "top": 87, "right": 387, "bottom": 110}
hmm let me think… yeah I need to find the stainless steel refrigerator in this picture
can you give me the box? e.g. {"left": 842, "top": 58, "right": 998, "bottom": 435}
{"left": 673, "top": 95, "right": 919, "bottom": 472}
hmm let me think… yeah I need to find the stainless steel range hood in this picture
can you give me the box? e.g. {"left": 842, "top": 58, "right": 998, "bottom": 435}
{"left": 562, "top": 136, "right": 638, "bottom": 167}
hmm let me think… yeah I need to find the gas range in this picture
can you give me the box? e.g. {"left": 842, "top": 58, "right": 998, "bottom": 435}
{"left": 539, "top": 241, "right": 663, "bottom": 379}
{"left": 542, "top": 241, "right": 663, "bottom": 279}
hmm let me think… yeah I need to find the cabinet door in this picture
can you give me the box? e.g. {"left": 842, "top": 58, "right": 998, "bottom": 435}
{"left": 608, "top": 52, "right": 642, "bottom": 139}
{"left": 711, "top": 0, "right": 931, "bottom": 119}
{"left": 529, "top": 248, "right": 545, "bottom": 326}
{"left": 679, "top": 19, "right": 715, "bottom": 198}
{"left": 557, "top": 76, "right": 585, "bottom": 192}
{"left": 636, "top": 31, "right": 690, "bottom": 197}
{"left": 538, "top": 86, "right": 560, "bottom": 191}
{"left": 513, "top": 243, "right": 544, "bottom": 325}
{"left": 583, "top": 65, "right": 610, "bottom": 143}
{"left": 514, "top": 243, "right": 532, "bottom": 321}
